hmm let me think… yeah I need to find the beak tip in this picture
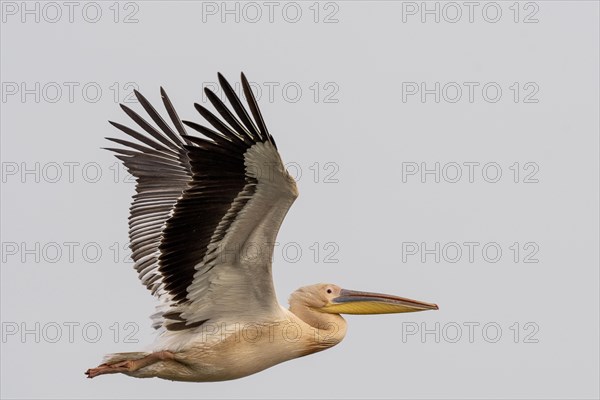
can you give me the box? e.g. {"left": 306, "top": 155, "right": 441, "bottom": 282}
{"left": 432, "top": 304, "right": 439, "bottom": 310}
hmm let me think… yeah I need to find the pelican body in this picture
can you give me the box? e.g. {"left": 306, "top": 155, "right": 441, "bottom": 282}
{"left": 86, "top": 73, "right": 438, "bottom": 382}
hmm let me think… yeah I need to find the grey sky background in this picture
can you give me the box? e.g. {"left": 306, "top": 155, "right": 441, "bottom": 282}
{"left": 1, "top": 1, "right": 599, "bottom": 399}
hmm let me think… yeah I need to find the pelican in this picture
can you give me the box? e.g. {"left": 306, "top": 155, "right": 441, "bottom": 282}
{"left": 86, "top": 73, "right": 438, "bottom": 382}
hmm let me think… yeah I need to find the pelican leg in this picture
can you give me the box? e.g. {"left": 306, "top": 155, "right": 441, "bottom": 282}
{"left": 85, "top": 351, "right": 174, "bottom": 379}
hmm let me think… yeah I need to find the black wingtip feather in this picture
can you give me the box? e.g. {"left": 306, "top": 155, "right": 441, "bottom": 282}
{"left": 240, "top": 72, "right": 272, "bottom": 146}
{"left": 192, "top": 102, "right": 249, "bottom": 149}
{"left": 202, "top": 87, "right": 255, "bottom": 147}
{"left": 119, "top": 102, "right": 181, "bottom": 150}
{"left": 133, "top": 88, "right": 183, "bottom": 146}
{"left": 159, "top": 86, "right": 190, "bottom": 143}
{"left": 217, "top": 73, "right": 262, "bottom": 141}
{"left": 119, "top": 103, "right": 130, "bottom": 113}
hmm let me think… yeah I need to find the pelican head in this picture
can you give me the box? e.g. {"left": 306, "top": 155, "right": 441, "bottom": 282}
{"left": 290, "top": 283, "right": 438, "bottom": 316}
{"left": 287, "top": 284, "right": 438, "bottom": 351}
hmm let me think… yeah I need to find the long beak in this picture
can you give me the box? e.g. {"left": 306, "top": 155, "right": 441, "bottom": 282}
{"left": 320, "top": 289, "right": 439, "bottom": 315}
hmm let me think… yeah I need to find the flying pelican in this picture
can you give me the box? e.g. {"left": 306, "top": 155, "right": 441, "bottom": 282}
{"left": 85, "top": 73, "right": 438, "bottom": 382}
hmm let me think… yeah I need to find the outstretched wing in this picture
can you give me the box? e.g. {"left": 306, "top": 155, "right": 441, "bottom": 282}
{"left": 106, "top": 73, "right": 298, "bottom": 332}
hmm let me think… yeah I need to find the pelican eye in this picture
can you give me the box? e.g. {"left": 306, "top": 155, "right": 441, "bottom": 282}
{"left": 326, "top": 289, "right": 332, "bottom": 294}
